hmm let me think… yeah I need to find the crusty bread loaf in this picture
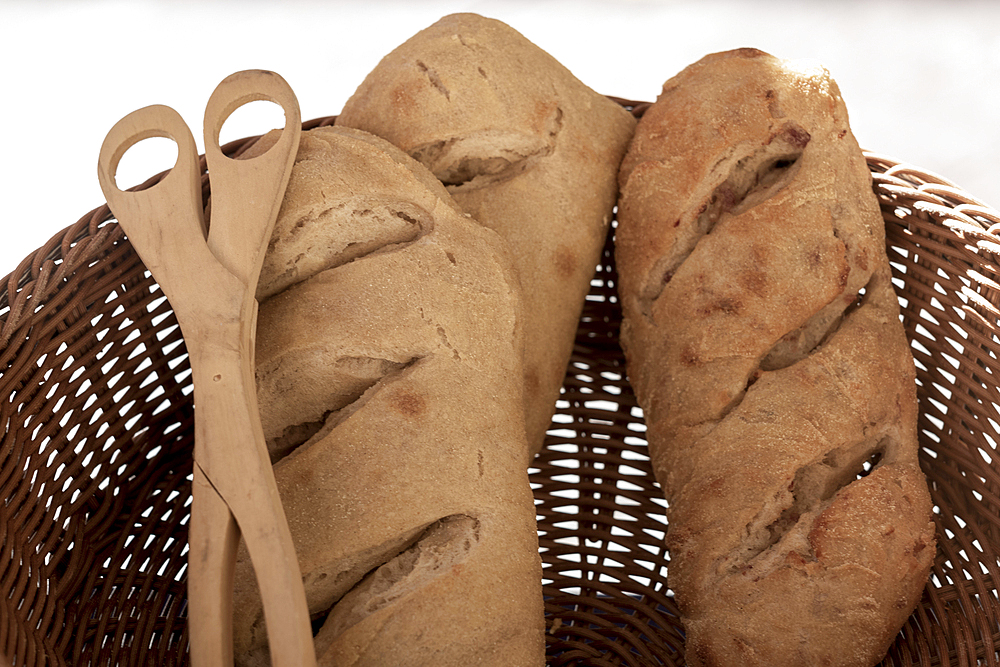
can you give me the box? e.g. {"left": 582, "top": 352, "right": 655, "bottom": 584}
{"left": 232, "top": 125, "right": 544, "bottom": 666}
{"left": 336, "top": 13, "right": 636, "bottom": 456}
{"left": 615, "top": 49, "right": 936, "bottom": 666}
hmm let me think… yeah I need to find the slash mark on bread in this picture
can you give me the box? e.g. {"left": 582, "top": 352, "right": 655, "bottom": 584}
{"left": 410, "top": 107, "right": 564, "bottom": 189}
{"left": 709, "top": 276, "right": 873, "bottom": 427}
{"left": 268, "top": 356, "right": 425, "bottom": 463}
{"left": 312, "top": 515, "right": 481, "bottom": 655}
{"left": 758, "top": 276, "right": 872, "bottom": 373}
{"left": 415, "top": 60, "right": 450, "bottom": 100}
{"left": 261, "top": 201, "right": 433, "bottom": 300}
{"left": 641, "top": 122, "right": 811, "bottom": 315}
{"left": 736, "top": 438, "right": 887, "bottom": 573}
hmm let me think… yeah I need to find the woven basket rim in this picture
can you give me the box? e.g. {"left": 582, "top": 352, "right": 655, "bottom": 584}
{"left": 4, "top": 105, "right": 1000, "bottom": 320}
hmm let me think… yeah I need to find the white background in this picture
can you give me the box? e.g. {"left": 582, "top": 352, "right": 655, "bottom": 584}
{"left": 2, "top": 0, "right": 999, "bottom": 277}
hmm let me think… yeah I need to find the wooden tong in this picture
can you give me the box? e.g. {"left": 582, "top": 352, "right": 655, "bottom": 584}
{"left": 97, "top": 70, "right": 315, "bottom": 667}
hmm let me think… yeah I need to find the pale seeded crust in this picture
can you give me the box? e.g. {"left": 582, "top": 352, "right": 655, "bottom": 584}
{"left": 232, "top": 126, "right": 544, "bottom": 666}
{"left": 336, "top": 12, "right": 637, "bottom": 457}
{"left": 615, "top": 49, "right": 936, "bottom": 666}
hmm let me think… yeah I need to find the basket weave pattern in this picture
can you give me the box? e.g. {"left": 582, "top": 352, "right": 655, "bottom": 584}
{"left": 2, "top": 107, "right": 1000, "bottom": 665}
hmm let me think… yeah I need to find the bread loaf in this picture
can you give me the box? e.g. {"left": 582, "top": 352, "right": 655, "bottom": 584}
{"left": 336, "top": 13, "right": 636, "bottom": 456}
{"left": 615, "top": 49, "right": 936, "bottom": 666}
{"left": 232, "top": 125, "right": 544, "bottom": 666}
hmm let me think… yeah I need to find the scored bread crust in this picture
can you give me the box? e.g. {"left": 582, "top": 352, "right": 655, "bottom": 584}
{"left": 615, "top": 49, "right": 936, "bottom": 666}
{"left": 336, "top": 13, "right": 637, "bottom": 456}
{"left": 231, "top": 126, "right": 544, "bottom": 666}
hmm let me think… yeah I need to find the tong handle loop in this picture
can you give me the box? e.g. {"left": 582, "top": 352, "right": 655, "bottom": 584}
{"left": 203, "top": 70, "right": 302, "bottom": 292}
{"left": 97, "top": 104, "right": 223, "bottom": 310}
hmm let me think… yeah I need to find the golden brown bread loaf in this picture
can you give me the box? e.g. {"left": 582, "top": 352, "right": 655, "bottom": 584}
{"left": 336, "top": 13, "right": 636, "bottom": 456}
{"left": 232, "top": 125, "right": 544, "bottom": 666}
{"left": 615, "top": 49, "right": 936, "bottom": 666}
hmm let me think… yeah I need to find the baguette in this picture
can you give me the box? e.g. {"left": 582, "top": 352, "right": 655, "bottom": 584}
{"left": 615, "top": 49, "right": 936, "bottom": 666}
{"left": 336, "top": 13, "right": 636, "bottom": 456}
{"left": 231, "top": 125, "right": 544, "bottom": 666}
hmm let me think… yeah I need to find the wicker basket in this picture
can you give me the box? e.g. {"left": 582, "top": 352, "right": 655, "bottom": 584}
{"left": 3, "top": 101, "right": 1000, "bottom": 666}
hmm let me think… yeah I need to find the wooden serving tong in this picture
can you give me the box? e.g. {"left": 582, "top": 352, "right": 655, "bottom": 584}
{"left": 97, "top": 70, "right": 315, "bottom": 667}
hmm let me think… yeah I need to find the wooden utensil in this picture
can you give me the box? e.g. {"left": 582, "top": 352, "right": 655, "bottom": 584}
{"left": 97, "top": 70, "right": 314, "bottom": 667}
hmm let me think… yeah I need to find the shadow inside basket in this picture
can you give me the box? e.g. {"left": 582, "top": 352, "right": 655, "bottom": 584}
{"left": 2, "top": 125, "right": 1000, "bottom": 665}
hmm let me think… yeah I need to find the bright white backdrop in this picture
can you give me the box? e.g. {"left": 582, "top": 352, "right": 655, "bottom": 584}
{"left": 2, "top": 0, "right": 999, "bottom": 276}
